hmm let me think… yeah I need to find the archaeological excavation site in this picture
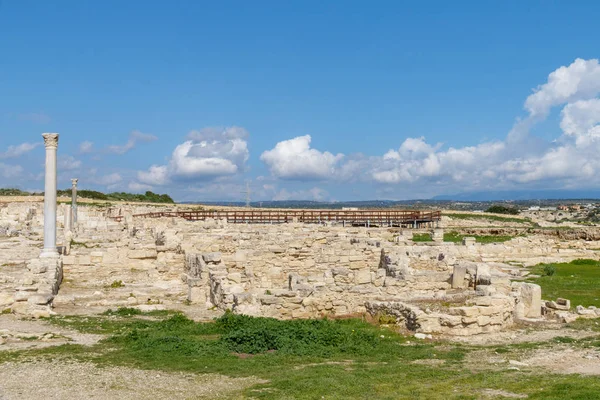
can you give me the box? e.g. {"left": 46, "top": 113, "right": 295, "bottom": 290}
{"left": 2, "top": 198, "right": 599, "bottom": 335}
{"left": 3, "top": 134, "right": 600, "bottom": 400}
{"left": 2, "top": 135, "right": 600, "bottom": 338}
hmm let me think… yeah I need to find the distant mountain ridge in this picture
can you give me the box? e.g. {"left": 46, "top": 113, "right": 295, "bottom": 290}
{"left": 432, "top": 190, "right": 600, "bottom": 201}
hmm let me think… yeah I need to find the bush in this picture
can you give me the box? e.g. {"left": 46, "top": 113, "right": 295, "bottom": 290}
{"left": 215, "top": 313, "right": 378, "bottom": 355}
{"left": 543, "top": 265, "right": 556, "bottom": 276}
{"left": 103, "top": 307, "right": 142, "bottom": 316}
{"left": 485, "top": 205, "right": 519, "bottom": 215}
{"left": 571, "top": 259, "right": 598, "bottom": 265}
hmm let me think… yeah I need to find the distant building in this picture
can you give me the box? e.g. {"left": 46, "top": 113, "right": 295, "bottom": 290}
{"left": 342, "top": 207, "right": 359, "bottom": 211}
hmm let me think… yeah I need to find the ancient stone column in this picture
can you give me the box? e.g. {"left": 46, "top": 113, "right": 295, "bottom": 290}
{"left": 41, "top": 133, "right": 59, "bottom": 258}
{"left": 71, "top": 178, "right": 78, "bottom": 224}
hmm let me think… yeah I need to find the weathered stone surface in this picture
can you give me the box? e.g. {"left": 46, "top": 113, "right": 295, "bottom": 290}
{"left": 518, "top": 283, "right": 542, "bottom": 318}
{"left": 451, "top": 265, "right": 467, "bottom": 288}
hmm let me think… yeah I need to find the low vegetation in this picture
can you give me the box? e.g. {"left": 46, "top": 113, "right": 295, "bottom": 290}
{"left": 0, "top": 188, "right": 174, "bottom": 204}
{"left": 485, "top": 205, "right": 520, "bottom": 215}
{"left": 0, "top": 310, "right": 591, "bottom": 398}
{"left": 527, "top": 259, "right": 600, "bottom": 307}
{"left": 412, "top": 232, "right": 517, "bottom": 243}
{"left": 444, "top": 212, "right": 529, "bottom": 224}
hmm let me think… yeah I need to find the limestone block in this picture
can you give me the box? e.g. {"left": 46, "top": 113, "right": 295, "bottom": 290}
{"left": 576, "top": 305, "right": 596, "bottom": 316}
{"left": 62, "top": 255, "right": 76, "bottom": 265}
{"left": 462, "top": 237, "right": 476, "bottom": 246}
{"left": 203, "top": 252, "right": 222, "bottom": 263}
{"left": 90, "top": 251, "right": 104, "bottom": 263}
{"left": 27, "top": 292, "right": 54, "bottom": 305}
{"left": 547, "top": 298, "right": 570, "bottom": 311}
{"left": 474, "top": 297, "right": 493, "bottom": 306}
{"left": 0, "top": 293, "right": 14, "bottom": 307}
{"left": 227, "top": 285, "right": 245, "bottom": 294}
{"left": 520, "top": 283, "right": 542, "bottom": 318}
{"left": 227, "top": 272, "right": 242, "bottom": 284}
{"left": 128, "top": 249, "right": 158, "bottom": 259}
{"left": 451, "top": 265, "right": 467, "bottom": 289}
{"left": 456, "top": 306, "right": 479, "bottom": 317}
{"left": 78, "top": 255, "right": 92, "bottom": 265}
{"left": 260, "top": 296, "right": 282, "bottom": 305}
{"left": 355, "top": 270, "right": 372, "bottom": 285}
{"left": 475, "top": 265, "right": 491, "bottom": 285}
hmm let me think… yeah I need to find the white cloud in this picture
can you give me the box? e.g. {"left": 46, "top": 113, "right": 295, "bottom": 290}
{"left": 128, "top": 181, "right": 153, "bottom": 192}
{"left": 107, "top": 130, "right": 158, "bottom": 155}
{"left": 58, "top": 155, "right": 82, "bottom": 171}
{"left": 137, "top": 165, "right": 169, "bottom": 186}
{"left": 367, "top": 58, "right": 600, "bottom": 192}
{"left": 96, "top": 173, "right": 122, "bottom": 186}
{"left": 272, "top": 187, "right": 328, "bottom": 201}
{"left": 134, "top": 126, "right": 250, "bottom": 188}
{"left": 0, "top": 162, "right": 24, "bottom": 178}
{"left": 525, "top": 58, "right": 600, "bottom": 118}
{"left": 79, "top": 141, "right": 93, "bottom": 154}
{"left": 0, "top": 142, "right": 40, "bottom": 159}
{"left": 260, "top": 135, "right": 344, "bottom": 180}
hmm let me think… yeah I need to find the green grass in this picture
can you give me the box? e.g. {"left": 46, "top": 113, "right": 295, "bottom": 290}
{"left": 412, "top": 233, "right": 433, "bottom": 242}
{"left": 0, "top": 308, "right": 598, "bottom": 398}
{"left": 413, "top": 232, "right": 517, "bottom": 243}
{"left": 443, "top": 231, "right": 517, "bottom": 244}
{"left": 528, "top": 259, "right": 600, "bottom": 307}
{"left": 444, "top": 212, "right": 531, "bottom": 224}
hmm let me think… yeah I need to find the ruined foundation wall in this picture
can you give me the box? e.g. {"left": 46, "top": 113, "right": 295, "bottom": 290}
{"left": 2, "top": 203, "right": 600, "bottom": 333}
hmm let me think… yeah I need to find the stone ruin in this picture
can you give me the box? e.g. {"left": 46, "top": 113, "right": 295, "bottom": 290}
{"left": 2, "top": 201, "right": 600, "bottom": 334}
{"left": 1, "top": 133, "right": 599, "bottom": 335}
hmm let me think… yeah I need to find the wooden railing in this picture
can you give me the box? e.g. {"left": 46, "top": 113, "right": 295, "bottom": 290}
{"left": 112, "top": 209, "right": 441, "bottom": 227}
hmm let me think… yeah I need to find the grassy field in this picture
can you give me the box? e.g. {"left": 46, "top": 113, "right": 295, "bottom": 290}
{"left": 443, "top": 213, "right": 531, "bottom": 225}
{"left": 0, "top": 309, "right": 599, "bottom": 399}
{"left": 412, "top": 232, "right": 516, "bottom": 243}
{"left": 527, "top": 259, "right": 600, "bottom": 307}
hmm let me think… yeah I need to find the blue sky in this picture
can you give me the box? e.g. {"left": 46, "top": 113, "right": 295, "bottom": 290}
{"left": 1, "top": 1, "right": 600, "bottom": 201}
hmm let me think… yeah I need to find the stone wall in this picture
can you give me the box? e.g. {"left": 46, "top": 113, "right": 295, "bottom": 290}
{"left": 2, "top": 202, "right": 599, "bottom": 333}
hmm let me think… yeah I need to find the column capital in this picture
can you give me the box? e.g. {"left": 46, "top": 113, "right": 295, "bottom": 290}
{"left": 71, "top": 178, "right": 78, "bottom": 186}
{"left": 42, "top": 133, "right": 59, "bottom": 149}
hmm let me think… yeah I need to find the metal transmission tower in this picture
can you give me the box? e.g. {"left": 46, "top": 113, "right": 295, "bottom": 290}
{"left": 241, "top": 182, "right": 251, "bottom": 208}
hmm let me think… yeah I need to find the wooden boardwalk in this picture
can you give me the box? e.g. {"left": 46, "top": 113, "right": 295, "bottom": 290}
{"left": 117, "top": 209, "right": 441, "bottom": 227}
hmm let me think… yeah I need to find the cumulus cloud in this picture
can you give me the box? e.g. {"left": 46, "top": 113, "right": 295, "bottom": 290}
{"left": 0, "top": 162, "right": 24, "bottom": 178}
{"left": 260, "top": 135, "right": 344, "bottom": 180}
{"left": 256, "top": 58, "right": 600, "bottom": 196}
{"left": 128, "top": 181, "right": 153, "bottom": 192}
{"left": 95, "top": 173, "right": 123, "bottom": 186}
{"left": 79, "top": 141, "right": 94, "bottom": 154}
{"left": 0, "top": 142, "right": 40, "bottom": 159}
{"left": 135, "top": 126, "right": 249, "bottom": 187}
{"left": 137, "top": 165, "right": 169, "bottom": 186}
{"left": 58, "top": 155, "right": 82, "bottom": 171}
{"left": 368, "top": 58, "right": 600, "bottom": 192}
{"left": 107, "top": 130, "right": 157, "bottom": 155}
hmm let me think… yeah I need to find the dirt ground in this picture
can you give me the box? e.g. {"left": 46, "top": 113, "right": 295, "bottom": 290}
{"left": 0, "top": 360, "right": 264, "bottom": 400}
{"left": 0, "top": 315, "right": 263, "bottom": 399}
{"left": 1, "top": 314, "right": 600, "bottom": 399}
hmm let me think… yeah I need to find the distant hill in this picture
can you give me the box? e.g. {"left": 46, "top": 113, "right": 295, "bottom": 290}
{"left": 432, "top": 190, "right": 600, "bottom": 201}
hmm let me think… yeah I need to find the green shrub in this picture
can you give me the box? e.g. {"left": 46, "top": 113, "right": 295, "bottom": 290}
{"left": 485, "top": 205, "right": 519, "bottom": 215}
{"left": 571, "top": 259, "right": 598, "bottom": 265}
{"left": 109, "top": 280, "right": 124, "bottom": 288}
{"left": 543, "top": 265, "right": 556, "bottom": 276}
{"left": 103, "top": 307, "right": 142, "bottom": 316}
